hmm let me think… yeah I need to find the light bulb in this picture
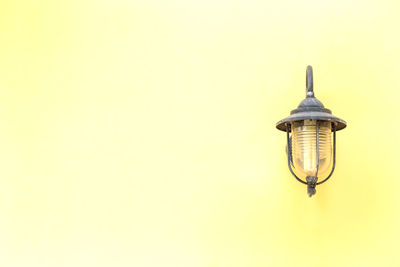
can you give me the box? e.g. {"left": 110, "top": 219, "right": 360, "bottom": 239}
{"left": 291, "top": 120, "right": 332, "bottom": 178}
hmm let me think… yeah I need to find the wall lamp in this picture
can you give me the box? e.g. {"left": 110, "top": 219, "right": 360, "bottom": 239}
{"left": 276, "top": 66, "right": 346, "bottom": 197}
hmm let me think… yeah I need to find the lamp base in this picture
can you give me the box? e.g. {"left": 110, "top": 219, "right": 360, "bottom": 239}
{"left": 306, "top": 176, "right": 317, "bottom": 197}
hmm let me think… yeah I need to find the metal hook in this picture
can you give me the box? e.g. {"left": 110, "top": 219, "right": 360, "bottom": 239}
{"left": 306, "top": 65, "right": 314, "bottom": 98}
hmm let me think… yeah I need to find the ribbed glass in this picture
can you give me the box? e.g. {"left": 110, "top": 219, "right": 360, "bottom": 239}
{"left": 291, "top": 120, "right": 332, "bottom": 177}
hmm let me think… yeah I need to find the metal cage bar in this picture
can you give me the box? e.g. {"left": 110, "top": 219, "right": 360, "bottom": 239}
{"left": 316, "top": 123, "right": 336, "bottom": 185}
{"left": 286, "top": 123, "right": 307, "bottom": 185}
{"left": 315, "top": 121, "right": 320, "bottom": 178}
{"left": 286, "top": 121, "right": 337, "bottom": 186}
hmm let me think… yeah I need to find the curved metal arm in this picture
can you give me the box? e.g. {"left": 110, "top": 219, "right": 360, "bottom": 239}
{"left": 306, "top": 65, "right": 314, "bottom": 98}
{"left": 316, "top": 124, "right": 336, "bottom": 185}
{"left": 286, "top": 124, "right": 307, "bottom": 185}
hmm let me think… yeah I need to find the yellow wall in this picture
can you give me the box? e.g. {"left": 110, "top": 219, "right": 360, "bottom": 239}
{"left": 1, "top": 0, "right": 400, "bottom": 266}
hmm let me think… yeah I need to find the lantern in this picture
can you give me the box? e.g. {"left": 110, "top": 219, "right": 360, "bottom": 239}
{"left": 276, "top": 66, "right": 346, "bottom": 197}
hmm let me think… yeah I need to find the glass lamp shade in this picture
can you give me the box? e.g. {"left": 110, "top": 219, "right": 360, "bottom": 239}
{"left": 291, "top": 120, "right": 332, "bottom": 178}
